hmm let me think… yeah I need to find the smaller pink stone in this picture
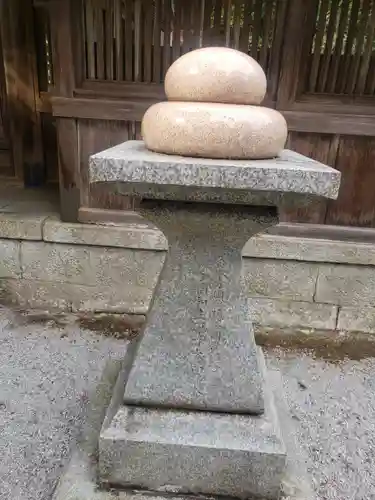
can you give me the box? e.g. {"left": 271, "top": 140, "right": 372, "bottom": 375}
{"left": 165, "top": 47, "right": 267, "bottom": 105}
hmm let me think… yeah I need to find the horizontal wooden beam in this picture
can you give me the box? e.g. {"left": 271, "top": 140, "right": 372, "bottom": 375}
{"left": 52, "top": 95, "right": 375, "bottom": 137}
{"left": 76, "top": 80, "right": 276, "bottom": 108}
{"left": 284, "top": 111, "right": 375, "bottom": 136}
{"left": 287, "top": 94, "right": 375, "bottom": 116}
{"left": 51, "top": 96, "right": 154, "bottom": 121}
{"left": 77, "top": 80, "right": 167, "bottom": 100}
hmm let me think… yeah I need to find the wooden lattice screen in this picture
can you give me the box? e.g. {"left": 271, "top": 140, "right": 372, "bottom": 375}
{"left": 82, "top": 0, "right": 286, "bottom": 98}
{"left": 307, "top": 0, "right": 375, "bottom": 96}
{"left": 23, "top": 0, "right": 375, "bottom": 225}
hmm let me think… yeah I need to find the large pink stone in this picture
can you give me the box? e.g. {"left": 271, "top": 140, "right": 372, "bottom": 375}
{"left": 164, "top": 47, "right": 267, "bottom": 105}
{"left": 142, "top": 101, "right": 287, "bottom": 160}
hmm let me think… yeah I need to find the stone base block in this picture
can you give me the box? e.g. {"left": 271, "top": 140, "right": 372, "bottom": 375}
{"left": 99, "top": 354, "right": 286, "bottom": 500}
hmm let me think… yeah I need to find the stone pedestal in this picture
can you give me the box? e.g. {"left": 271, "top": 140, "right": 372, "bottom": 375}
{"left": 89, "top": 141, "right": 341, "bottom": 500}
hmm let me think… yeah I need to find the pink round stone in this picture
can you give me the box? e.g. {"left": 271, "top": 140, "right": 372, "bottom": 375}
{"left": 142, "top": 101, "right": 287, "bottom": 160}
{"left": 164, "top": 47, "right": 267, "bottom": 105}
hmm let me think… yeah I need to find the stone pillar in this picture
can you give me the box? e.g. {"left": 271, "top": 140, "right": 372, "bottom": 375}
{"left": 90, "top": 141, "right": 341, "bottom": 500}
{"left": 124, "top": 201, "right": 277, "bottom": 414}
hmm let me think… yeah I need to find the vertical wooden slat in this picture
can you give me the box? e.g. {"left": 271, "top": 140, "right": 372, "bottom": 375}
{"left": 260, "top": 0, "right": 274, "bottom": 70}
{"left": 114, "top": 0, "right": 124, "bottom": 80}
{"left": 143, "top": 1, "right": 153, "bottom": 82}
{"left": 72, "top": 0, "right": 86, "bottom": 88}
{"left": 153, "top": 0, "right": 162, "bottom": 82}
{"left": 317, "top": 0, "right": 340, "bottom": 92}
{"left": 346, "top": 0, "right": 371, "bottom": 94}
{"left": 239, "top": 0, "right": 251, "bottom": 52}
{"left": 309, "top": 0, "right": 329, "bottom": 93}
{"left": 251, "top": 0, "right": 262, "bottom": 60}
{"left": 267, "top": 0, "right": 287, "bottom": 101}
{"left": 135, "top": 120, "right": 142, "bottom": 139}
{"left": 171, "top": 0, "right": 180, "bottom": 62}
{"left": 133, "top": 0, "right": 142, "bottom": 82}
{"left": 233, "top": 0, "right": 242, "bottom": 50}
{"left": 198, "top": 0, "right": 205, "bottom": 48}
{"left": 33, "top": 6, "right": 49, "bottom": 92}
{"left": 277, "top": 0, "right": 316, "bottom": 108}
{"left": 124, "top": 0, "right": 133, "bottom": 81}
{"left": 192, "top": 0, "right": 204, "bottom": 50}
{"left": 338, "top": 0, "right": 361, "bottom": 93}
{"left": 213, "top": 0, "right": 222, "bottom": 28}
{"left": 85, "top": 0, "right": 96, "bottom": 78}
{"left": 224, "top": 0, "right": 234, "bottom": 47}
{"left": 181, "top": 0, "right": 192, "bottom": 51}
{"left": 96, "top": 2, "right": 105, "bottom": 79}
{"left": 202, "top": 0, "right": 213, "bottom": 45}
{"left": 105, "top": 0, "right": 114, "bottom": 80}
{"left": 367, "top": 54, "right": 375, "bottom": 94}
{"left": 0, "top": 17, "right": 9, "bottom": 155}
{"left": 327, "top": 0, "right": 351, "bottom": 94}
{"left": 356, "top": 3, "right": 375, "bottom": 94}
{"left": 163, "top": 0, "right": 171, "bottom": 75}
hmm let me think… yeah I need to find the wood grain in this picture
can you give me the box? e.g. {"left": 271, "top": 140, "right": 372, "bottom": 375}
{"left": 78, "top": 118, "right": 139, "bottom": 210}
{"left": 0, "top": 0, "right": 44, "bottom": 182}
{"left": 326, "top": 136, "right": 375, "bottom": 227}
{"left": 49, "top": 0, "right": 80, "bottom": 220}
{"left": 280, "top": 132, "right": 339, "bottom": 224}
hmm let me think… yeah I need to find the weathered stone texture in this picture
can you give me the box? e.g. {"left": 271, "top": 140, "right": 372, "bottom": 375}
{"left": 248, "top": 297, "right": 338, "bottom": 330}
{"left": 0, "top": 213, "right": 47, "bottom": 240}
{"left": 2, "top": 278, "right": 159, "bottom": 314}
{"left": 337, "top": 306, "right": 375, "bottom": 333}
{"left": 0, "top": 240, "right": 21, "bottom": 278}
{"left": 316, "top": 264, "right": 375, "bottom": 306}
{"left": 44, "top": 217, "right": 168, "bottom": 251}
{"left": 243, "top": 233, "right": 375, "bottom": 266}
{"left": 243, "top": 258, "right": 318, "bottom": 301}
{"left": 21, "top": 241, "right": 165, "bottom": 289}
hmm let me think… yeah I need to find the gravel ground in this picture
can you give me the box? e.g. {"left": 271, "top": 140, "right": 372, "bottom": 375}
{"left": 0, "top": 307, "right": 128, "bottom": 500}
{"left": 265, "top": 348, "right": 375, "bottom": 500}
{"left": 0, "top": 305, "right": 375, "bottom": 500}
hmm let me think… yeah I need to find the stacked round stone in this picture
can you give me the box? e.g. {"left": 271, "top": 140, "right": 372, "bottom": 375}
{"left": 142, "top": 47, "right": 288, "bottom": 160}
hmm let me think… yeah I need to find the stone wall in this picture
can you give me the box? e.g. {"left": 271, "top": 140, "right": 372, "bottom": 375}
{"left": 0, "top": 213, "right": 166, "bottom": 313}
{"left": 1, "top": 213, "right": 375, "bottom": 333}
{"left": 243, "top": 233, "right": 375, "bottom": 333}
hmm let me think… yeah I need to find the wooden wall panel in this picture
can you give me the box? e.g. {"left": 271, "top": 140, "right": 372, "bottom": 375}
{"left": 280, "top": 132, "right": 339, "bottom": 223}
{"left": 0, "top": 0, "right": 44, "bottom": 182}
{"left": 43, "top": 0, "right": 375, "bottom": 227}
{"left": 326, "top": 136, "right": 375, "bottom": 227}
{"left": 41, "top": 113, "right": 58, "bottom": 183}
{"left": 78, "top": 119, "right": 141, "bottom": 210}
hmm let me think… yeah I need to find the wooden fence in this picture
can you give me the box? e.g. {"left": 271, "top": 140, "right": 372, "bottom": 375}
{"left": 1, "top": 0, "right": 375, "bottom": 226}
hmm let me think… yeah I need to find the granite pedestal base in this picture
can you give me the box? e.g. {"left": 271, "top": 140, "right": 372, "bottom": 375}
{"left": 99, "top": 350, "right": 286, "bottom": 500}
{"left": 99, "top": 202, "right": 286, "bottom": 499}
{"left": 123, "top": 201, "right": 277, "bottom": 415}
{"left": 90, "top": 141, "right": 341, "bottom": 500}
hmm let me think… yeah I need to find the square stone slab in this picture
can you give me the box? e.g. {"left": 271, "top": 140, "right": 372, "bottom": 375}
{"left": 89, "top": 140, "right": 341, "bottom": 201}
{"left": 100, "top": 351, "right": 286, "bottom": 500}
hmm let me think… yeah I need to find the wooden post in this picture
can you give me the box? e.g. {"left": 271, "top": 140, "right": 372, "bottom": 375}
{"left": 0, "top": 0, "right": 45, "bottom": 184}
{"left": 276, "top": 0, "right": 319, "bottom": 109}
{"left": 49, "top": 0, "right": 81, "bottom": 222}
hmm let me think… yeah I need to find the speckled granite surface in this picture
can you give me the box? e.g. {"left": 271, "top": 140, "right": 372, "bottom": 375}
{"left": 124, "top": 202, "right": 277, "bottom": 414}
{"left": 90, "top": 140, "right": 341, "bottom": 499}
{"left": 89, "top": 141, "right": 341, "bottom": 200}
